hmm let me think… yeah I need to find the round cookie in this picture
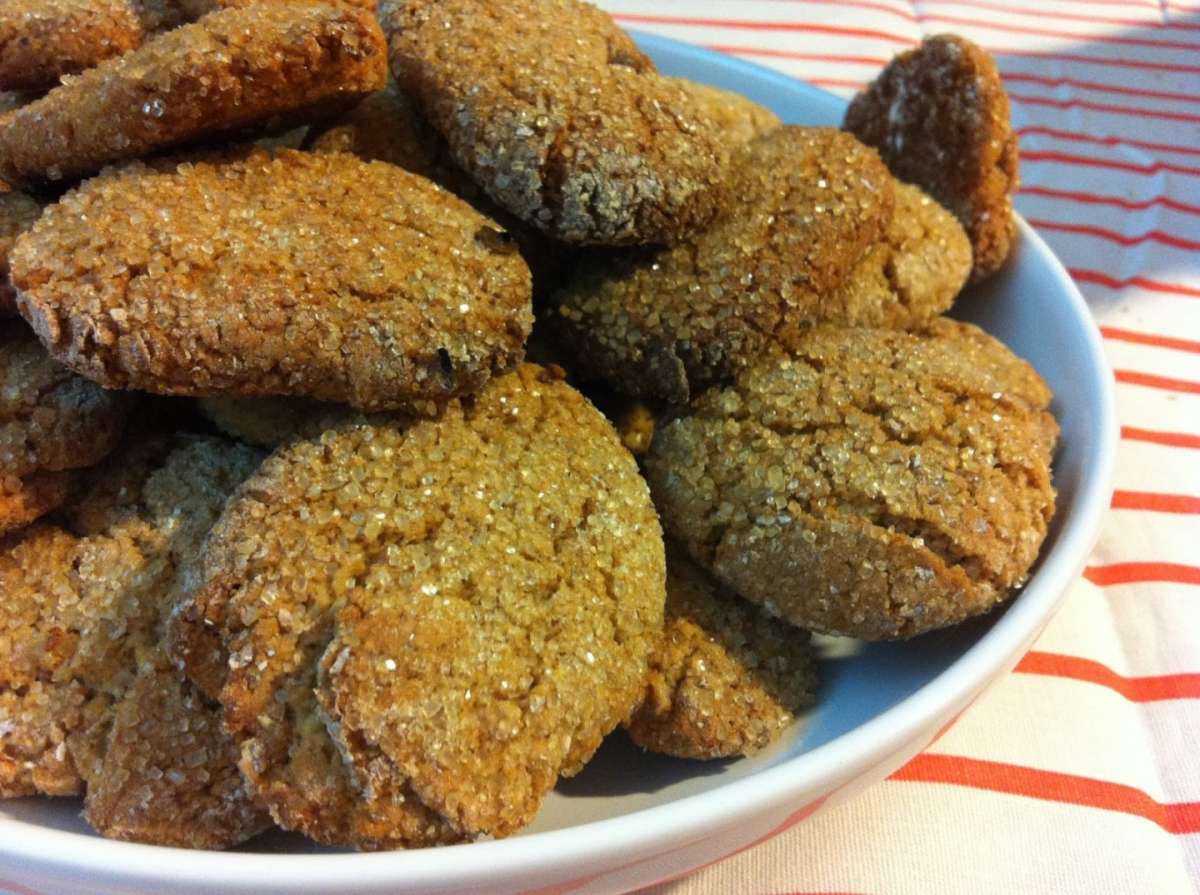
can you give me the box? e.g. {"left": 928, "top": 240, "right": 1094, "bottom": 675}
{"left": 645, "top": 321, "right": 1058, "bottom": 640}
{"left": 1, "top": 192, "right": 43, "bottom": 317}
{"left": 552, "top": 127, "right": 895, "bottom": 403}
{"left": 12, "top": 150, "right": 533, "bottom": 413}
{"left": 626, "top": 547, "right": 817, "bottom": 759}
{"left": 198, "top": 395, "right": 361, "bottom": 449}
{"left": 0, "top": 434, "right": 270, "bottom": 848}
{"left": 0, "top": 1, "right": 145, "bottom": 92}
{"left": 380, "top": 0, "right": 728, "bottom": 245}
{"left": 169, "top": 365, "right": 666, "bottom": 847}
{"left": 844, "top": 34, "right": 1018, "bottom": 282}
{"left": 0, "top": 1, "right": 387, "bottom": 185}
{"left": 0, "top": 324, "right": 131, "bottom": 532}
{"left": 669, "top": 78, "right": 781, "bottom": 147}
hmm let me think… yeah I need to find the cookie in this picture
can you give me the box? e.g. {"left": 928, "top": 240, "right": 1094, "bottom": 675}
{"left": 669, "top": 78, "right": 781, "bottom": 147}
{"left": 552, "top": 127, "right": 895, "bottom": 403}
{"left": 626, "top": 547, "right": 817, "bottom": 759}
{"left": 0, "top": 1, "right": 387, "bottom": 185}
{"left": 306, "top": 81, "right": 566, "bottom": 298}
{"left": 169, "top": 365, "right": 666, "bottom": 847}
{"left": 380, "top": 0, "right": 728, "bottom": 245}
{"left": 828, "top": 181, "right": 971, "bottom": 329}
{"left": 0, "top": 434, "right": 270, "bottom": 848}
{"left": 0, "top": 324, "right": 131, "bottom": 532}
{"left": 12, "top": 150, "right": 533, "bottom": 413}
{"left": 644, "top": 321, "right": 1057, "bottom": 640}
{"left": 844, "top": 34, "right": 1019, "bottom": 282}
{"left": 0, "top": 192, "right": 43, "bottom": 317}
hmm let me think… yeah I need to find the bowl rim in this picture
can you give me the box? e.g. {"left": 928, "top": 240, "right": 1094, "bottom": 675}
{"left": 0, "top": 33, "right": 1119, "bottom": 893}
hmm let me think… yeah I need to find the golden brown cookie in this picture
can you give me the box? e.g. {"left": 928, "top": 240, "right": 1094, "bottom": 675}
{"left": 828, "top": 181, "right": 971, "bottom": 328}
{"left": 669, "top": 78, "right": 781, "bottom": 147}
{"left": 0, "top": 2, "right": 387, "bottom": 185}
{"left": 169, "top": 365, "right": 666, "bottom": 848}
{"left": 306, "top": 81, "right": 567, "bottom": 299}
{"left": 0, "top": 324, "right": 131, "bottom": 532}
{"left": 844, "top": 34, "right": 1018, "bottom": 282}
{"left": 552, "top": 127, "right": 895, "bottom": 403}
{"left": 626, "top": 548, "right": 817, "bottom": 759}
{"left": 13, "top": 150, "right": 533, "bottom": 413}
{"left": 645, "top": 321, "right": 1057, "bottom": 640}
{"left": 380, "top": 0, "right": 728, "bottom": 245}
{"left": 0, "top": 1, "right": 145, "bottom": 92}
{"left": 0, "top": 434, "right": 271, "bottom": 848}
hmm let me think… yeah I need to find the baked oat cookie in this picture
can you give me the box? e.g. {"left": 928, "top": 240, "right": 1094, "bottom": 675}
{"left": 307, "top": 82, "right": 566, "bottom": 298}
{"left": 844, "top": 34, "right": 1018, "bottom": 282}
{"left": 0, "top": 1, "right": 145, "bottom": 92}
{"left": 198, "top": 395, "right": 360, "bottom": 449}
{"left": 0, "top": 1, "right": 387, "bottom": 185}
{"left": 380, "top": 0, "right": 728, "bottom": 245}
{"left": 553, "top": 127, "right": 895, "bottom": 403}
{"left": 0, "top": 192, "right": 42, "bottom": 317}
{"left": 13, "top": 150, "right": 533, "bottom": 413}
{"left": 669, "top": 78, "right": 781, "bottom": 147}
{"left": 626, "top": 548, "right": 817, "bottom": 759}
{"left": 645, "top": 321, "right": 1058, "bottom": 640}
{"left": 829, "top": 181, "right": 971, "bottom": 329}
{"left": 0, "top": 324, "right": 131, "bottom": 532}
{"left": 170, "top": 365, "right": 666, "bottom": 847}
{"left": 0, "top": 434, "right": 270, "bottom": 848}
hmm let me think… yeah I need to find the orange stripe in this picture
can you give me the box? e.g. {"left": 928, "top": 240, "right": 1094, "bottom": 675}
{"left": 1004, "top": 71, "right": 1200, "bottom": 104}
{"left": 1022, "top": 186, "right": 1200, "bottom": 217}
{"left": 706, "top": 44, "right": 890, "bottom": 66}
{"left": 1023, "top": 150, "right": 1200, "bottom": 177}
{"left": 919, "top": 13, "right": 1200, "bottom": 50}
{"left": 1122, "top": 426, "right": 1200, "bottom": 450}
{"left": 1112, "top": 490, "right": 1200, "bottom": 514}
{"left": 1114, "top": 369, "right": 1200, "bottom": 395}
{"left": 1071, "top": 269, "right": 1200, "bottom": 299}
{"left": 997, "top": 47, "right": 1200, "bottom": 76}
{"left": 1011, "top": 94, "right": 1200, "bottom": 126}
{"left": 1084, "top": 563, "right": 1200, "bottom": 586}
{"left": 1101, "top": 326, "right": 1200, "bottom": 354}
{"left": 891, "top": 754, "right": 1200, "bottom": 833}
{"left": 923, "top": 0, "right": 1200, "bottom": 31}
{"left": 611, "top": 12, "right": 915, "bottom": 43}
{"left": 1016, "top": 651, "right": 1200, "bottom": 701}
{"left": 1031, "top": 220, "right": 1200, "bottom": 251}
{"left": 1017, "top": 126, "right": 1200, "bottom": 158}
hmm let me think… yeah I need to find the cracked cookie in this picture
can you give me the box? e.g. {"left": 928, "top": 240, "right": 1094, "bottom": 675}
{"left": 168, "top": 364, "right": 666, "bottom": 848}
{"left": 644, "top": 320, "right": 1057, "bottom": 640}
{"left": 380, "top": 0, "right": 728, "bottom": 245}
{"left": 12, "top": 150, "right": 533, "bottom": 413}
{"left": 0, "top": 1, "right": 387, "bottom": 185}
{"left": 845, "top": 34, "right": 1019, "bottom": 282}
{"left": 0, "top": 434, "right": 270, "bottom": 847}
{"left": 626, "top": 546, "right": 817, "bottom": 759}
{"left": 552, "top": 127, "right": 895, "bottom": 403}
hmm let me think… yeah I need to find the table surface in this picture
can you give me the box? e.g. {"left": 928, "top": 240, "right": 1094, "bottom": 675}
{"left": 592, "top": 2, "right": 1200, "bottom": 894}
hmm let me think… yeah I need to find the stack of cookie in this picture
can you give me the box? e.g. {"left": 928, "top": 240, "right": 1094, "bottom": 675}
{"left": 0, "top": 0, "right": 1056, "bottom": 851}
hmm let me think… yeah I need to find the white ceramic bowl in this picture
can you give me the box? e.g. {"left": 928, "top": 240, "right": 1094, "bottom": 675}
{"left": 0, "top": 34, "right": 1116, "bottom": 895}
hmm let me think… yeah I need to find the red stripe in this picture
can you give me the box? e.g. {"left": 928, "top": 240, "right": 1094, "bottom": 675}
{"left": 1112, "top": 490, "right": 1200, "bottom": 514}
{"left": 611, "top": 12, "right": 915, "bottom": 44}
{"left": 0, "top": 882, "right": 47, "bottom": 895}
{"left": 1122, "top": 426, "right": 1200, "bottom": 450}
{"left": 1020, "top": 185, "right": 1200, "bottom": 218}
{"left": 1101, "top": 326, "right": 1200, "bottom": 354}
{"left": 762, "top": 0, "right": 918, "bottom": 23}
{"left": 1022, "top": 150, "right": 1200, "bottom": 177}
{"left": 921, "top": 0, "right": 1200, "bottom": 31}
{"left": 1017, "top": 126, "right": 1200, "bottom": 159}
{"left": 892, "top": 754, "right": 1200, "bottom": 833}
{"left": 1003, "top": 71, "right": 1200, "bottom": 105}
{"left": 706, "top": 44, "right": 890, "bottom": 66}
{"left": 807, "top": 77, "right": 866, "bottom": 89}
{"left": 997, "top": 48, "right": 1200, "bottom": 76}
{"left": 1114, "top": 369, "right": 1200, "bottom": 395}
{"left": 1030, "top": 219, "right": 1200, "bottom": 251}
{"left": 1009, "top": 93, "right": 1200, "bottom": 125}
{"left": 1084, "top": 562, "right": 1200, "bottom": 586}
{"left": 1070, "top": 269, "right": 1200, "bottom": 299}
{"left": 1016, "top": 651, "right": 1200, "bottom": 702}
{"left": 919, "top": 13, "right": 1200, "bottom": 51}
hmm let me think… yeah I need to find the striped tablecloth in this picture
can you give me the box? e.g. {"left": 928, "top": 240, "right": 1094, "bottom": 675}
{"left": 591, "top": 2, "right": 1200, "bottom": 893}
